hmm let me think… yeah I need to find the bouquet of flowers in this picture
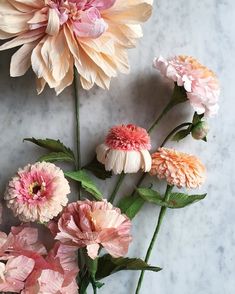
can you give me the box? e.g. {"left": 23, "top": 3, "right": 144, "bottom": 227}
{"left": 0, "top": 0, "right": 220, "bottom": 293}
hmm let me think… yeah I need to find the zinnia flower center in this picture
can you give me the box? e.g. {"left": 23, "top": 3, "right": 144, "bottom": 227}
{"left": 29, "top": 182, "right": 44, "bottom": 196}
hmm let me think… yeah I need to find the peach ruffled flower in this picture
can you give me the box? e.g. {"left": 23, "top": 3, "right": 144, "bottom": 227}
{"left": 0, "top": 0, "right": 153, "bottom": 94}
{"left": 150, "top": 148, "right": 206, "bottom": 189}
{"left": 4, "top": 162, "right": 70, "bottom": 223}
{"left": 96, "top": 124, "right": 152, "bottom": 174}
{"left": 153, "top": 55, "right": 220, "bottom": 117}
{"left": 55, "top": 200, "right": 132, "bottom": 259}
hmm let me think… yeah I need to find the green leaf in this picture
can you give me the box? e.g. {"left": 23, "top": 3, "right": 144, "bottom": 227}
{"left": 96, "top": 254, "right": 161, "bottom": 280}
{"left": 137, "top": 188, "right": 206, "bottom": 209}
{"left": 79, "top": 273, "right": 91, "bottom": 294}
{"left": 202, "top": 137, "right": 207, "bottom": 142}
{"left": 172, "top": 129, "right": 191, "bottom": 142}
{"left": 167, "top": 192, "right": 207, "bottom": 208}
{"left": 84, "top": 157, "right": 112, "bottom": 180}
{"left": 192, "top": 112, "right": 204, "bottom": 125}
{"left": 38, "top": 152, "right": 74, "bottom": 163}
{"left": 65, "top": 170, "right": 103, "bottom": 200}
{"left": 137, "top": 188, "right": 163, "bottom": 204}
{"left": 117, "top": 195, "right": 145, "bottom": 219}
{"left": 24, "top": 138, "right": 74, "bottom": 158}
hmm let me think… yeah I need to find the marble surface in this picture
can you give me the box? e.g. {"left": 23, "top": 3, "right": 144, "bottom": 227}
{"left": 0, "top": 0, "right": 234, "bottom": 293}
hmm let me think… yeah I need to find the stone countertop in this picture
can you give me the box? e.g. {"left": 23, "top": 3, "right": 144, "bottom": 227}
{"left": 0, "top": 0, "right": 234, "bottom": 293}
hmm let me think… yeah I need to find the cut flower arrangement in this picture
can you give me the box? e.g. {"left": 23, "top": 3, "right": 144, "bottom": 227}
{"left": 0, "top": 0, "right": 220, "bottom": 293}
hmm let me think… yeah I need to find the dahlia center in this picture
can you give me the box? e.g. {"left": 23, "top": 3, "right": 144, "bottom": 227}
{"left": 46, "top": 0, "right": 110, "bottom": 38}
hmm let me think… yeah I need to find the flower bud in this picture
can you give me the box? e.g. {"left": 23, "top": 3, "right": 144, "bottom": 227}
{"left": 191, "top": 121, "right": 209, "bottom": 140}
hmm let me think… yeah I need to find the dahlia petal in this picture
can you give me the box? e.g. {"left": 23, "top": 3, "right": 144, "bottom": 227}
{"left": 46, "top": 8, "right": 60, "bottom": 36}
{"left": 12, "top": 0, "right": 44, "bottom": 9}
{"left": 0, "top": 13, "right": 33, "bottom": 34}
{"left": 103, "top": 1, "right": 152, "bottom": 24}
{"left": 0, "top": 29, "right": 16, "bottom": 40}
{"left": 89, "top": 0, "right": 116, "bottom": 10}
{"left": 10, "top": 41, "right": 39, "bottom": 77}
{"left": 86, "top": 243, "right": 100, "bottom": 259}
{"left": 36, "top": 77, "right": 46, "bottom": 94}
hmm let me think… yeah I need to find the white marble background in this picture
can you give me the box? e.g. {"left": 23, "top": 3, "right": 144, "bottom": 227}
{"left": 0, "top": 0, "right": 235, "bottom": 293}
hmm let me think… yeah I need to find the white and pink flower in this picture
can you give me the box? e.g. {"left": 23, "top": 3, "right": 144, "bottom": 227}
{"left": 153, "top": 55, "right": 220, "bottom": 117}
{"left": 55, "top": 200, "right": 132, "bottom": 259}
{"left": 96, "top": 124, "right": 152, "bottom": 174}
{"left": 4, "top": 162, "right": 70, "bottom": 223}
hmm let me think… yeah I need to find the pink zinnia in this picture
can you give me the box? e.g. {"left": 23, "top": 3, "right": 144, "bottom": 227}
{"left": 153, "top": 55, "right": 220, "bottom": 117}
{"left": 55, "top": 200, "right": 132, "bottom": 259}
{"left": 4, "top": 162, "right": 70, "bottom": 223}
{"left": 96, "top": 124, "right": 152, "bottom": 174}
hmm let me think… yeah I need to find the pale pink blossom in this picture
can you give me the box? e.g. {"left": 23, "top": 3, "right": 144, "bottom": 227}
{"left": 96, "top": 124, "right": 152, "bottom": 174}
{"left": 0, "top": 256, "right": 35, "bottom": 293}
{"left": 55, "top": 200, "right": 132, "bottom": 259}
{"left": 4, "top": 162, "right": 70, "bottom": 223}
{"left": 153, "top": 56, "right": 220, "bottom": 117}
{"left": 0, "top": 0, "right": 152, "bottom": 94}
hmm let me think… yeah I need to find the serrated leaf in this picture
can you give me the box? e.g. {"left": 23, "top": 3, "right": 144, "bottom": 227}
{"left": 96, "top": 254, "right": 161, "bottom": 280}
{"left": 117, "top": 195, "right": 145, "bottom": 219}
{"left": 84, "top": 157, "right": 112, "bottom": 180}
{"left": 167, "top": 192, "right": 207, "bottom": 208}
{"left": 172, "top": 129, "right": 191, "bottom": 142}
{"left": 24, "top": 138, "right": 74, "bottom": 158}
{"left": 137, "top": 188, "right": 206, "bottom": 209}
{"left": 65, "top": 170, "right": 103, "bottom": 200}
{"left": 193, "top": 112, "right": 204, "bottom": 125}
{"left": 38, "top": 152, "right": 74, "bottom": 163}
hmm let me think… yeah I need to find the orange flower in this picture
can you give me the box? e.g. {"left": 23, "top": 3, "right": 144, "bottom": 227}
{"left": 0, "top": 0, "right": 152, "bottom": 94}
{"left": 150, "top": 148, "right": 206, "bottom": 189}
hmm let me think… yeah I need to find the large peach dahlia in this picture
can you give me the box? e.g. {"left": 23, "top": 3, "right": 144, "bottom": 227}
{"left": 0, "top": 0, "right": 152, "bottom": 94}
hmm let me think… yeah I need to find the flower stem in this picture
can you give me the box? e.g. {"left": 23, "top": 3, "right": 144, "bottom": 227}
{"left": 109, "top": 172, "right": 125, "bottom": 203}
{"left": 135, "top": 185, "right": 173, "bottom": 294}
{"left": 160, "top": 122, "right": 191, "bottom": 147}
{"left": 73, "top": 68, "right": 81, "bottom": 200}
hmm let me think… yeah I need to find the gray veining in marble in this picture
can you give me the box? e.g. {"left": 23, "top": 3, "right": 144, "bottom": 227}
{"left": 0, "top": 0, "right": 235, "bottom": 293}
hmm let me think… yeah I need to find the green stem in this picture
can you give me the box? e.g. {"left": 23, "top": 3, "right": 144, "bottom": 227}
{"left": 160, "top": 122, "right": 191, "bottom": 147}
{"left": 135, "top": 185, "right": 173, "bottom": 294}
{"left": 109, "top": 172, "right": 125, "bottom": 203}
{"left": 73, "top": 68, "right": 81, "bottom": 200}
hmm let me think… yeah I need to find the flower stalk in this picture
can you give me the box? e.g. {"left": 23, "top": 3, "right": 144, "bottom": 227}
{"left": 73, "top": 68, "right": 81, "bottom": 200}
{"left": 135, "top": 185, "right": 173, "bottom": 294}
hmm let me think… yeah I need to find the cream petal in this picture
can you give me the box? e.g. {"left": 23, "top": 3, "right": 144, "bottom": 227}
{"left": 0, "top": 29, "right": 16, "bottom": 40}
{"left": 96, "top": 143, "right": 110, "bottom": 164}
{"left": 0, "top": 13, "right": 33, "bottom": 34}
{"left": 124, "top": 151, "right": 141, "bottom": 173}
{"left": 106, "top": 149, "right": 126, "bottom": 174}
{"left": 140, "top": 149, "right": 152, "bottom": 172}
{"left": 86, "top": 243, "right": 100, "bottom": 259}
{"left": 103, "top": 1, "right": 152, "bottom": 24}
{"left": 36, "top": 77, "right": 46, "bottom": 94}
{"left": 46, "top": 8, "right": 60, "bottom": 36}
{"left": 0, "top": 28, "right": 43, "bottom": 50}
{"left": 11, "top": 0, "right": 44, "bottom": 9}
{"left": 55, "top": 62, "right": 74, "bottom": 95}
{"left": 10, "top": 41, "right": 38, "bottom": 77}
